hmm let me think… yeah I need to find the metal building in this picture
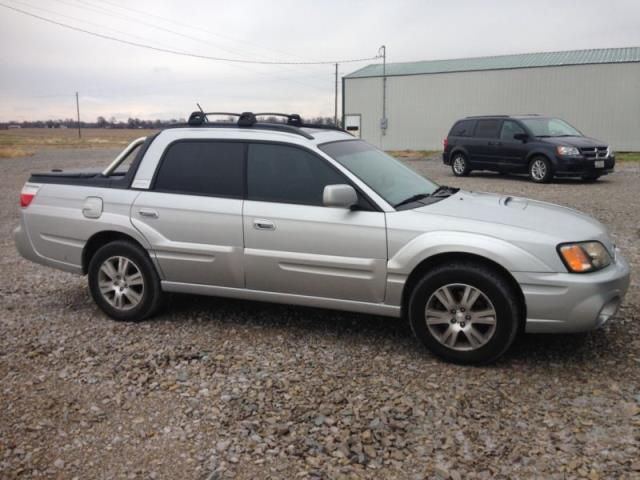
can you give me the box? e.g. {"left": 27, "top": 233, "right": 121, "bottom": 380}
{"left": 342, "top": 47, "right": 640, "bottom": 151}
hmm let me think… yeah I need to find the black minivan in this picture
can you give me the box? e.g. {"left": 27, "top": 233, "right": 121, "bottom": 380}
{"left": 442, "top": 115, "right": 615, "bottom": 183}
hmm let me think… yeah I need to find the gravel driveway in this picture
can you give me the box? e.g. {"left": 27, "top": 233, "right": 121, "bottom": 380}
{"left": 1, "top": 149, "right": 638, "bottom": 479}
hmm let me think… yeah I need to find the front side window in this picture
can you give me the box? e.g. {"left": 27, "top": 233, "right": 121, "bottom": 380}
{"left": 519, "top": 118, "right": 582, "bottom": 137}
{"left": 500, "top": 120, "right": 526, "bottom": 141}
{"left": 319, "top": 140, "right": 438, "bottom": 207}
{"left": 474, "top": 119, "right": 502, "bottom": 138}
{"left": 154, "top": 141, "right": 244, "bottom": 197}
{"left": 247, "top": 143, "right": 347, "bottom": 206}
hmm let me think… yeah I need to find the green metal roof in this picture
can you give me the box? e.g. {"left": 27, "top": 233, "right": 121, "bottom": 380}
{"left": 345, "top": 47, "right": 640, "bottom": 78}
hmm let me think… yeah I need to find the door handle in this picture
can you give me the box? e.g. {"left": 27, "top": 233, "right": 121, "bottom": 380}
{"left": 488, "top": 141, "right": 502, "bottom": 146}
{"left": 138, "top": 208, "right": 159, "bottom": 219}
{"left": 253, "top": 219, "right": 275, "bottom": 231}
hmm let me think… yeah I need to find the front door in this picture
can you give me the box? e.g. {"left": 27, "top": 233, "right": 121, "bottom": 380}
{"left": 131, "top": 140, "right": 245, "bottom": 287}
{"left": 497, "top": 120, "right": 529, "bottom": 169}
{"left": 243, "top": 142, "right": 387, "bottom": 303}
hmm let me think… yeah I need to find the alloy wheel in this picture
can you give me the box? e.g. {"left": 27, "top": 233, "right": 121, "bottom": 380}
{"left": 98, "top": 256, "right": 145, "bottom": 310}
{"left": 530, "top": 159, "right": 547, "bottom": 181}
{"left": 425, "top": 283, "right": 497, "bottom": 351}
{"left": 453, "top": 156, "right": 466, "bottom": 174}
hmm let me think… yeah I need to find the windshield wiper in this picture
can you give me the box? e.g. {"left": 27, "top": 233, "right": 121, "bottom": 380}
{"left": 394, "top": 193, "right": 431, "bottom": 208}
{"left": 431, "top": 185, "right": 459, "bottom": 196}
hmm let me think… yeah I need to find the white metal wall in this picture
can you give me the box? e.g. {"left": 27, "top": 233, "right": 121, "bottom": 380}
{"left": 344, "top": 62, "right": 640, "bottom": 151}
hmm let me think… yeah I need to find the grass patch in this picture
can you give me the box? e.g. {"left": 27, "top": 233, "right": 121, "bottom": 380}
{"left": 616, "top": 152, "right": 640, "bottom": 162}
{"left": 387, "top": 149, "right": 441, "bottom": 159}
{"left": 0, "top": 128, "right": 159, "bottom": 157}
{"left": 0, "top": 146, "right": 34, "bottom": 158}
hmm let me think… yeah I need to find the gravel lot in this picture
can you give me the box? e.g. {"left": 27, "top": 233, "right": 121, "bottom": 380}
{"left": 1, "top": 149, "right": 639, "bottom": 480}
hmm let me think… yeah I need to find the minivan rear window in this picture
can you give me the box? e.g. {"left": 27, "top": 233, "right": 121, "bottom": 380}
{"left": 450, "top": 120, "right": 476, "bottom": 137}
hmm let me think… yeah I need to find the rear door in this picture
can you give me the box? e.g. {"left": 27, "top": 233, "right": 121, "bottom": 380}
{"left": 472, "top": 119, "right": 503, "bottom": 166}
{"left": 243, "top": 142, "right": 387, "bottom": 303}
{"left": 131, "top": 140, "right": 245, "bottom": 287}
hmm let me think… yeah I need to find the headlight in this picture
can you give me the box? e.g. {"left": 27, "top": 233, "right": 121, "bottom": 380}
{"left": 556, "top": 146, "right": 580, "bottom": 156}
{"left": 606, "top": 146, "right": 614, "bottom": 157}
{"left": 558, "top": 241, "right": 612, "bottom": 273}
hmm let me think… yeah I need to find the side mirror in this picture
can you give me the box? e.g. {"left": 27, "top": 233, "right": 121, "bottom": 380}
{"left": 513, "top": 132, "right": 528, "bottom": 142}
{"left": 323, "top": 184, "right": 358, "bottom": 208}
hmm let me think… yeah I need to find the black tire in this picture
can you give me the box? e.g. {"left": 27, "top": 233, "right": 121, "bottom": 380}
{"left": 451, "top": 152, "right": 471, "bottom": 177}
{"left": 581, "top": 174, "right": 601, "bottom": 182}
{"left": 88, "top": 240, "right": 163, "bottom": 321}
{"left": 528, "top": 156, "right": 552, "bottom": 183}
{"left": 408, "top": 261, "right": 522, "bottom": 365}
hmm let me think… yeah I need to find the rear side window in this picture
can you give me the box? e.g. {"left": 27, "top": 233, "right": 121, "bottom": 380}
{"left": 154, "top": 141, "right": 244, "bottom": 197}
{"left": 449, "top": 119, "right": 476, "bottom": 137}
{"left": 474, "top": 119, "right": 502, "bottom": 138}
{"left": 247, "top": 143, "right": 346, "bottom": 206}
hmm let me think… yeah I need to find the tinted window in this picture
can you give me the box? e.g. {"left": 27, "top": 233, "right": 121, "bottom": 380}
{"left": 248, "top": 143, "right": 347, "bottom": 206}
{"left": 450, "top": 119, "right": 476, "bottom": 137}
{"left": 474, "top": 119, "right": 501, "bottom": 138}
{"left": 500, "top": 120, "right": 526, "bottom": 141}
{"left": 154, "top": 141, "right": 244, "bottom": 197}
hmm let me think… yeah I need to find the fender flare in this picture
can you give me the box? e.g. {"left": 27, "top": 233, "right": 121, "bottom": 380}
{"left": 388, "top": 231, "right": 553, "bottom": 276}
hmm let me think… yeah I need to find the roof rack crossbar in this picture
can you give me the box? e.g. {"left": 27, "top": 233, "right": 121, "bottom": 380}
{"left": 185, "top": 110, "right": 350, "bottom": 137}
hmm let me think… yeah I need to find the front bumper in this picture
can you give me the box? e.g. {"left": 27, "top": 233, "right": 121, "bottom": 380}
{"left": 514, "top": 252, "right": 630, "bottom": 333}
{"left": 554, "top": 155, "right": 615, "bottom": 177}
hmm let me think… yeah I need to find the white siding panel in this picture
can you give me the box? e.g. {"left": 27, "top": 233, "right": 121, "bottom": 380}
{"left": 344, "top": 63, "right": 640, "bottom": 151}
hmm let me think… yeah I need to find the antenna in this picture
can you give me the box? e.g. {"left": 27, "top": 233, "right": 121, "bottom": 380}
{"left": 196, "top": 103, "right": 208, "bottom": 122}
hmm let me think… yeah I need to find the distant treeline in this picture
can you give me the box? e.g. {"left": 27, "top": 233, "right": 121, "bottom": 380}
{"left": 1, "top": 115, "right": 338, "bottom": 129}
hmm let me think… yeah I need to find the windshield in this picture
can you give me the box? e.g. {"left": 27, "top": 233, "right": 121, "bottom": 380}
{"left": 319, "top": 140, "right": 438, "bottom": 207}
{"left": 519, "top": 118, "right": 582, "bottom": 137}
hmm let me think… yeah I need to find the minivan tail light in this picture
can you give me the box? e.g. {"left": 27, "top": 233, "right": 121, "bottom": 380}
{"left": 443, "top": 137, "right": 449, "bottom": 148}
{"left": 20, "top": 183, "right": 40, "bottom": 208}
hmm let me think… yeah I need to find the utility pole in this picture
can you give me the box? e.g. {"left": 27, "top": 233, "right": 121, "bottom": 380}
{"left": 334, "top": 63, "right": 339, "bottom": 125}
{"left": 379, "top": 45, "right": 387, "bottom": 136}
{"left": 75, "top": 92, "right": 81, "bottom": 139}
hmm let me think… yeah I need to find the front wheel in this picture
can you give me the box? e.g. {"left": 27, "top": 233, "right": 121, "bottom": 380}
{"left": 528, "top": 156, "right": 552, "bottom": 183}
{"left": 88, "top": 240, "right": 163, "bottom": 321}
{"left": 451, "top": 153, "right": 471, "bottom": 177}
{"left": 408, "top": 261, "right": 521, "bottom": 364}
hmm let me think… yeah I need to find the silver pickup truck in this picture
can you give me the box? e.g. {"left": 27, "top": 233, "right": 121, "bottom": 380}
{"left": 14, "top": 111, "right": 630, "bottom": 364}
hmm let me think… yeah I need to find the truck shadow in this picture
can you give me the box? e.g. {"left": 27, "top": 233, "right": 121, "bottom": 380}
{"left": 162, "top": 292, "right": 618, "bottom": 367}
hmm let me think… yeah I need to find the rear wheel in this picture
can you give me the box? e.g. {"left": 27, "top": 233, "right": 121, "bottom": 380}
{"left": 528, "top": 156, "right": 552, "bottom": 183}
{"left": 88, "top": 240, "right": 163, "bottom": 321}
{"left": 451, "top": 153, "right": 471, "bottom": 177}
{"left": 408, "top": 261, "right": 521, "bottom": 364}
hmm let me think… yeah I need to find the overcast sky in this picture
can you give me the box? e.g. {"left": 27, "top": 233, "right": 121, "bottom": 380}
{"left": 1, "top": 0, "right": 639, "bottom": 122}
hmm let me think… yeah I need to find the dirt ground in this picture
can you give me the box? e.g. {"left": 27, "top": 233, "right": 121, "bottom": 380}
{"left": 0, "top": 148, "right": 638, "bottom": 479}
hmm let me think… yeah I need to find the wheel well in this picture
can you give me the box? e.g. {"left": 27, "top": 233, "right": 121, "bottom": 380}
{"left": 400, "top": 252, "right": 526, "bottom": 329}
{"left": 82, "top": 231, "right": 147, "bottom": 274}
{"left": 527, "top": 153, "right": 552, "bottom": 168}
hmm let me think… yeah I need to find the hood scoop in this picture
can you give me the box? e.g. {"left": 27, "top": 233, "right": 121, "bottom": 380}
{"left": 501, "top": 196, "right": 528, "bottom": 210}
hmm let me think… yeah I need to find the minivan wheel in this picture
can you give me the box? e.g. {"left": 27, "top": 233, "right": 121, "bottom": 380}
{"left": 408, "top": 261, "right": 521, "bottom": 364}
{"left": 88, "top": 240, "right": 163, "bottom": 321}
{"left": 528, "top": 156, "right": 552, "bottom": 183}
{"left": 451, "top": 153, "right": 470, "bottom": 176}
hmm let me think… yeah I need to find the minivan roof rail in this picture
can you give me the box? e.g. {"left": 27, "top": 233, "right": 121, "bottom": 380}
{"left": 182, "top": 111, "right": 349, "bottom": 139}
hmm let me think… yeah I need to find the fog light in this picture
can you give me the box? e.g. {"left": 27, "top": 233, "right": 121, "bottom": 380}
{"left": 597, "top": 298, "right": 620, "bottom": 326}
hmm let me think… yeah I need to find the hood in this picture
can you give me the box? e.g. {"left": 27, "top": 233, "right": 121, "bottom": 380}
{"left": 538, "top": 136, "right": 607, "bottom": 148}
{"left": 414, "top": 190, "right": 615, "bottom": 253}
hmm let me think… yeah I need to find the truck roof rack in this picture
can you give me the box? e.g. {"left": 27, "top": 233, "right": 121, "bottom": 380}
{"left": 182, "top": 111, "right": 349, "bottom": 139}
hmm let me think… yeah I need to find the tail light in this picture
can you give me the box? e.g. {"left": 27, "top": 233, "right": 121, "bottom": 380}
{"left": 20, "top": 183, "right": 40, "bottom": 208}
{"left": 443, "top": 137, "right": 449, "bottom": 148}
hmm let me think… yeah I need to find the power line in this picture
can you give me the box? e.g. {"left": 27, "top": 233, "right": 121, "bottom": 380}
{"left": 0, "top": 2, "right": 381, "bottom": 65}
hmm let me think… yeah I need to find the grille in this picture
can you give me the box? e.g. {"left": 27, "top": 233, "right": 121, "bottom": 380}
{"left": 580, "top": 146, "right": 608, "bottom": 159}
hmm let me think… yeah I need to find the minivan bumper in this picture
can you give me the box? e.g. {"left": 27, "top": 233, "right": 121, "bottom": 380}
{"left": 554, "top": 155, "right": 615, "bottom": 177}
{"left": 514, "top": 252, "right": 630, "bottom": 333}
